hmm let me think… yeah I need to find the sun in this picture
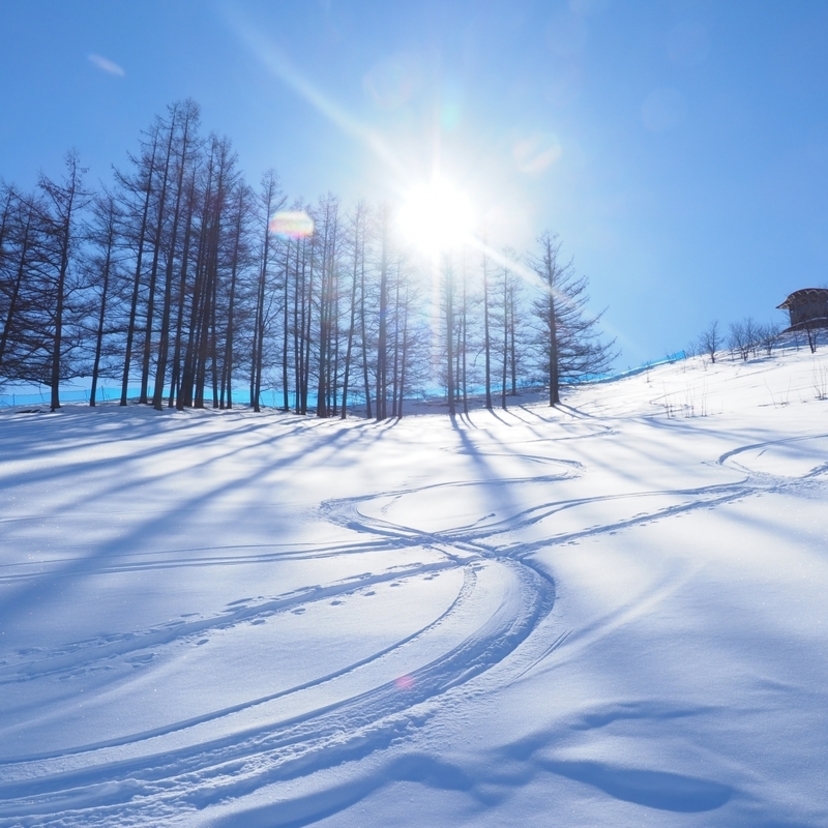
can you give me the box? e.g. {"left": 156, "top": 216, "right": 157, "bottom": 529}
{"left": 396, "top": 177, "right": 475, "bottom": 255}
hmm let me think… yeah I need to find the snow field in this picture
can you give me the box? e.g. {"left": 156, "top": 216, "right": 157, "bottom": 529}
{"left": 0, "top": 346, "right": 827, "bottom": 826}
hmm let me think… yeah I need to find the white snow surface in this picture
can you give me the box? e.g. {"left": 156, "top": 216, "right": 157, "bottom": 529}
{"left": 1, "top": 348, "right": 827, "bottom": 827}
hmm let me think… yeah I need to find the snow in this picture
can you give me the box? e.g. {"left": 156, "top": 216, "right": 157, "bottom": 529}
{"left": 1, "top": 346, "right": 827, "bottom": 827}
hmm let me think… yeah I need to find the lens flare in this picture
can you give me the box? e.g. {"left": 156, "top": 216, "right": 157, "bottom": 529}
{"left": 269, "top": 210, "right": 314, "bottom": 238}
{"left": 513, "top": 133, "right": 562, "bottom": 175}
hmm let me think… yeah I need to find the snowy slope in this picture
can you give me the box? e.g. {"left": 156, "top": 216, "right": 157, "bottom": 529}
{"left": 1, "top": 346, "right": 827, "bottom": 827}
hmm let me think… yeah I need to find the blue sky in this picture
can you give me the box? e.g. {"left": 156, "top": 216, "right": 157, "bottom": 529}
{"left": 2, "top": 0, "right": 828, "bottom": 366}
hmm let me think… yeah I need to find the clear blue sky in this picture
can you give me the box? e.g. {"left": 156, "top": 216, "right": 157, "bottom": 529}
{"left": 2, "top": 0, "right": 827, "bottom": 366}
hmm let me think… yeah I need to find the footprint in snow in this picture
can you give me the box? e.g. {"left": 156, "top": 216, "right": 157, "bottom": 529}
{"left": 129, "top": 653, "right": 156, "bottom": 665}
{"left": 292, "top": 607, "right": 307, "bottom": 615}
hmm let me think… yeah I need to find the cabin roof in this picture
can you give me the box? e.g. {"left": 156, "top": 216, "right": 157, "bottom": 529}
{"left": 776, "top": 287, "right": 828, "bottom": 310}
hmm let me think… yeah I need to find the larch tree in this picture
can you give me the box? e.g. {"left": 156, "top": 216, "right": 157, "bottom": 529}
{"left": 441, "top": 252, "right": 458, "bottom": 417}
{"left": 340, "top": 200, "right": 367, "bottom": 418}
{"left": 481, "top": 244, "right": 493, "bottom": 410}
{"left": 38, "top": 150, "right": 90, "bottom": 411}
{"left": 250, "top": 170, "right": 285, "bottom": 412}
{"left": 84, "top": 191, "right": 124, "bottom": 406}
{"left": 115, "top": 120, "right": 161, "bottom": 406}
{"left": 529, "top": 232, "right": 616, "bottom": 406}
{"left": 0, "top": 186, "right": 45, "bottom": 379}
{"left": 151, "top": 101, "right": 201, "bottom": 411}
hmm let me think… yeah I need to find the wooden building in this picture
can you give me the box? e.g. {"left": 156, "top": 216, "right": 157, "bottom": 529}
{"left": 777, "top": 288, "right": 828, "bottom": 331}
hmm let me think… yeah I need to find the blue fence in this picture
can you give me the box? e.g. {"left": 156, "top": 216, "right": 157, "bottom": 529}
{"left": 1, "top": 355, "right": 692, "bottom": 410}
{"left": 0, "top": 384, "right": 356, "bottom": 411}
{"left": 578, "top": 351, "right": 687, "bottom": 384}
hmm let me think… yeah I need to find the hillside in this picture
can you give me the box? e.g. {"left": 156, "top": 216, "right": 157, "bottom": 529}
{"left": 0, "top": 345, "right": 826, "bottom": 827}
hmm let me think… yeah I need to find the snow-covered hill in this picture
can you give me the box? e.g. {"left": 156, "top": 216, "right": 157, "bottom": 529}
{"left": 1, "top": 346, "right": 827, "bottom": 827}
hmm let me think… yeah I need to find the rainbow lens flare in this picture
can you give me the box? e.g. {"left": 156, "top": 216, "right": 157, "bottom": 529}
{"left": 269, "top": 210, "right": 315, "bottom": 238}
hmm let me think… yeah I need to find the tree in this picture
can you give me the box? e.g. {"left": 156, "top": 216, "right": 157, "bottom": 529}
{"left": 137, "top": 107, "right": 180, "bottom": 405}
{"left": 38, "top": 150, "right": 90, "bottom": 411}
{"left": 340, "top": 200, "right": 367, "bottom": 418}
{"left": 314, "top": 194, "right": 341, "bottom": 418}
{"left": 151, "top": 101, "right": 201, "bottom": 411}
{"left": 801, "top": 318, "right": 822, "bottom": 354}
{"left": 218, "top": 181, "right": 254, "bottom": 409}
{"left": 756, "top": 322, "right": 780, "bottom": 357}
{"left": 728, "top": 317, "right": 758, "bottom": 361}
{"left": 529, "top": 232, "right": 616, "bottom": 406}
{"left": 83, "top": 191, "right": 125, "bottom": 406}
{"left": 375, "top": 203, "right": 391, "bottom": 420}
{"left": 698, "top": 320, "right": 722, "bottom": 363}
{"left": 493, "top": 248, "right": 524, "bottom": 409}
{"left": 0, "top": 186, "right": 45, "bottom": 381}
{"left": 250, "top": 170, "right": 285, "bottom": 412}
{"left": 358, "top": 205, "right": 374, "bottom": 418}
{"left": 115, "top": 119, "right": 162, "bottom": 406}
{"left": 183, "top": 132, "right": 244, "bottom": 410}
{"left": 481, "top": 243, "right": 493, "bottom": 410}
{"left": 440, "top": 253, "right": 458, "bottom": 416}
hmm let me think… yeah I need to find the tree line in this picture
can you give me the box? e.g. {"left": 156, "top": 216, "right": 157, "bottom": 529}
{"left": 0, "top": 100, "right": 616, "bottom": 416}
{"left": 696, "top": 316, "right": 822, "bottom": 364}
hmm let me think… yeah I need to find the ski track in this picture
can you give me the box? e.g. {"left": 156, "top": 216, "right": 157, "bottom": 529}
{"left": 1, "top": 423, "right": 826, "bottom": 826}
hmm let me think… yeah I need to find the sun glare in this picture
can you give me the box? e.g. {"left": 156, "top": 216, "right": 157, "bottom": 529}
{"left": 397, "top": 178, "right": 475, "bottom": 254}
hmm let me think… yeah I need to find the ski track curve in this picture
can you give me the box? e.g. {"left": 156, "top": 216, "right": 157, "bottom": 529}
{"left": 2, "top": 427, "right": 826, "bottom": 826}
{"left": 0, "top": 475, "right": 563, "bottom": 826}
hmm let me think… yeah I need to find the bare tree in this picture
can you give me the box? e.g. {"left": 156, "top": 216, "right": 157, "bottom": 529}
{"left": 728, "top": 317, "right": 758, "bottom": 361}
{"left": 481, "top": 244, "right": 493, "bottom": 410}
{"left": 250, "top": 170, "right": 285, "bottom": 412}
{"left": 152, "top": 101, "right": 201, "bottom": 411}
{"left": 493, "top": 248, "right": 523, "bottom": 409}
{"left": 756, "top": 322, "right": 780, "bottom": 357}
{"left": 340, "top": 200, "right": 366, "bottom": 418}
{"left": 375, "top": 203, "right": 391, "bottom": 420}
{"left": 115, "top": 120, "right": 161, "bottom": 406}
{"left": 0, "top": 187, "right": 45, "bottom": 379}
{"left": 38, "top": 150, "right": 90, "bottom": 411}
{"left": 84, "top": 192, "right": 124, "bottom": 406}
{"left": 441, "top": 253, "right": 458, "bottom": 417}
{"left": 529, "top": 232, "right": 616, "bottom": 406}
{"left": 698, "top": 320, "right": 722, "bottom": 363}
{"left": 802, "top": 319, "right": 822, "bottom": 354}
